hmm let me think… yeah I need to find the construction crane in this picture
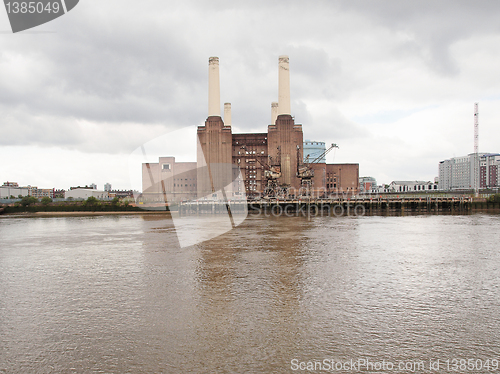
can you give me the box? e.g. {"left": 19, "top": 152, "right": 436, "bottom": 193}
{"left": 260, "top": 147, "right": 283, "bottom": 197}
{"left": 297, "top": 143, "right": 339, "bottom": 195}
{"left": 473, "top": 102, "right": 479, "bottom": 197}
{"left": 240, "top": 145, "right": 283, "bottom": 198}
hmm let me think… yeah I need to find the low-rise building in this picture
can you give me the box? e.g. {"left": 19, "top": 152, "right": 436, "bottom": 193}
{"left": 2, "top": 181, "right": 19, "bottom": 187}
{"left": 53, "top": 189, "right": 65, "bottom": 198}
{"left": 36, "top": 189, "right": 54, "bottom": 199}
{"left": 66, "top": 188, "right": 109, "bottom": 200}
{"left": 389, "top": 180, "right": 438, "bottom": 193}
{"left": 142, "top": 156, "right": 197, "bottom": 202}
{"left": 325, "top": 164, "right": 359, "bottom": 196}
{"left": 27, "top": 186, "right": 38, "bottom": 197}
{"left": 0, "top": 185, "right": 29, "bottom": 198}
{"left": 359, "top": 176, "right": 377, "bottom": 193}
{"left": 110, "top": 190, "right": 135, "bottom": 198}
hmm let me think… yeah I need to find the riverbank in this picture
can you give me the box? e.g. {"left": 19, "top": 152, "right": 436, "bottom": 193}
{"left": 1, "top": 210, "right": 172, "bottom": 218}
{"left": 0, "top": 197, "right": 173, "bottom": 216}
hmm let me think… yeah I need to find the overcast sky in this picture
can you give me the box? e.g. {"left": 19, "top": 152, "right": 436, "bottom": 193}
{"left": 1, "top": 0, "right": 500, "bottom": 190}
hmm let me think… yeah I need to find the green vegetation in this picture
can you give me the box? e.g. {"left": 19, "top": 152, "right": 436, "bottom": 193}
{"left": 41, "top": 197, "right": 53, "bottom": 205}
{"left": 83, "top": 196, "right": 99, "bottom": 210}
{"left": 20, "top": 196, "right": 38, "bottom": 207}
{"left": 0, "top": 198, "right": 144, "bottom": 214}
{"left": 487, "top": 194, "right": 500, "bottom": 203}
{"left": 111, "top": 197, "right": 120, "bottom": 206}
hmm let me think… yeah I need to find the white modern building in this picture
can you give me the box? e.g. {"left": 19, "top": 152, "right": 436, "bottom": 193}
{"left": 439, "top": 153, "right": 500, "bottom": 190}
{"left": 389, "top": 181, "right": 438, "bottom": 193}
{"left": 66, "top": 188, "right": 109, "bottom": 200}
{"left": 0, "top": 185, "right": 29, "bottom": 198}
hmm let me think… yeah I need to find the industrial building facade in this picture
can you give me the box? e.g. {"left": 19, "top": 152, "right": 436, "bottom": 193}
{"left": 142, "top": 56, "right": 359, "bottom": 201}
{"left": 439, "top": 153, "right": 500, "bottom": 190}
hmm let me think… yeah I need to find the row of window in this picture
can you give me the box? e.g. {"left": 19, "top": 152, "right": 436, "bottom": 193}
{"left": 237, "top": 150, "right": 266, "bottom": 155}
{"left": 234, "top": 139, "right": 267, "bottom": 145}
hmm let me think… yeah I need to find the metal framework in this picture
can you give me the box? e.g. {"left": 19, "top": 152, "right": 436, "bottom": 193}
{"left": 296, "top": 143, "right": 339, "bottom": 195}
{"left": 473, "top": 102, "right": 479, "bottom": 196}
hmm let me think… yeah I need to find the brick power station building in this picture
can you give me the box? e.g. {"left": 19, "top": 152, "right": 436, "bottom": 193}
{"left": 142, "top": 56, "right": 359, "bottom": 201}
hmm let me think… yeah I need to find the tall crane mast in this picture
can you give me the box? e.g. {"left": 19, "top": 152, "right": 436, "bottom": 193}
{"left": 473, "top": 103, "right": 479, "bottom": 196}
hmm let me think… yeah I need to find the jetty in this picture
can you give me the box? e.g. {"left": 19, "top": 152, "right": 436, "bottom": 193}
{"left": 177, "top": 196, "right": 481, "bottom": 216}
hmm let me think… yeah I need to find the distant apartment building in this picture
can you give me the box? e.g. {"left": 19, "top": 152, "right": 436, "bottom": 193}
{"left": 1, "top": 182, "right": 61, "bottom": 199}
{"left": 480, "top": 154, "right": 500, "bottom": 189}
{"left": 2, "top": 181, "right": 19, "bottom": 187}
{"left": 0, "top": 182, "right": 55, "bottom": 199}
{"left": 36, "top": 189, "right": 55, "bottom": 199}
{"left": 359, "top": 176, "right": 377, "bottom": 193}
{"left": 53, "top": 189, "right": 66, "bottom": 198}
{"left": 439, "top": 153, "right": 500, "bottom": 190}
{"left": 104, "top": 183, "right": 112, "bottom": 192}
{"left": 27, "top": 185, "right": 38, "bottom": 197}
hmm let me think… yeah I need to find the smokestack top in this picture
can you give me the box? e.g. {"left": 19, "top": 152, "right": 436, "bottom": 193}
{"left": 208, "top": 56, "right": 221, "bottom": 117}
{"left": 271, "top": 102, "right": 279, "bottom": 125}
{"left": 224, "top": 103, "right": 232, "bottom": 126}
{"left": 278, "top": 55, "right": 291, "bottom": 115}
{"left": 279, "top": 55, "right": 289, "bottom": 64}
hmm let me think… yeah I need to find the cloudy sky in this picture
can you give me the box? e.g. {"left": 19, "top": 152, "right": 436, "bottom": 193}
{"left": 1, "top": 0, "right": 500, "bottom": 190}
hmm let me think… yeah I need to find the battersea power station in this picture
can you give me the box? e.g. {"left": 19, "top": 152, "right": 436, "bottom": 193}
{"left": 142, "top": 56, "right": 359, "bottom": 201}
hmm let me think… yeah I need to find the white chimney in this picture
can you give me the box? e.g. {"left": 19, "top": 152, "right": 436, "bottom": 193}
{"left": 271, "top": 102, "right": 278, "bottom": 124}
{"left": 278, "top": 55, "right": 291, "bottom": 115}
{"left": 224, "top": 103, "right": 231, "bottom": 126}
{"left": 208, "top": 57, "right": 221, "bottom": 117}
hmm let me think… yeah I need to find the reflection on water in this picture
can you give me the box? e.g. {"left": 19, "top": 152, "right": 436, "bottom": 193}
{"left": 1, "top": 214, "right": 500, "bottom": 373}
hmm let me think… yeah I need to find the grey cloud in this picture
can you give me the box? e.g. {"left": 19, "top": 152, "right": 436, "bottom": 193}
{"left": 336, "top": 0, "right": 500, "bottom": 76}
{"left": 1, "top": 0, "right": 499, "bottom": 166}
{"left": 0, "top": 3, "right": 206, "bottom": 127}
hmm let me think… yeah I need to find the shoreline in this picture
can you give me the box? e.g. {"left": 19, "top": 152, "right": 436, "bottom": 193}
{"left": 1, "top": 211, "right": 173, "bottom": 218}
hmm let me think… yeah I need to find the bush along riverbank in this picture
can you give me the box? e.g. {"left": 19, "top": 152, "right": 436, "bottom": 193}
{"left": 0, "top": 196, "right": 156, "bottom": 214}
{"left": 471, "top": 193, "right": 500, "bottom": 210}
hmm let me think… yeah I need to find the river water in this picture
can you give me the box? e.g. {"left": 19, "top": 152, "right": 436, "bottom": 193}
{"left": 1, "top": 214, "right": 499, "bottom": 373}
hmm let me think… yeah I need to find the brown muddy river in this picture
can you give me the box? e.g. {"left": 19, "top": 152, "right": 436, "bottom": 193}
{"left": 1, "top": 214, "right": 499, "bottom": 373}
